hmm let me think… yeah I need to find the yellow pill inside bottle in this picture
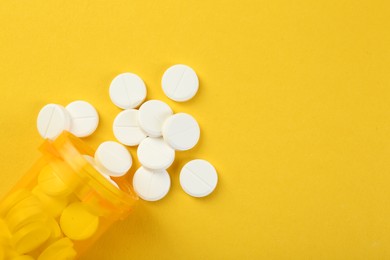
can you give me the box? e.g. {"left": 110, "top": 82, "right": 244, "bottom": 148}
{"left": 38, "top": 237, "right": 75, "bottom": 260}
{"left": 47, "top": 218, "right": 62, "bottom": 240}
{"left": 57, "top": 247, "right": 77, "bottom": 260}
{"left": 7, "top": 194, "right": 41, "bottom": 215}
{"left": 12, "top": 255, "right": 35, "bottom": 260}
{"left": 6, "top": 202, "right": 47, "bottom": 233}
{"left": 2, "top": 245, "right": 18, "bottom": 259}
{"left": 24, "top": 218, "right": 64, "bottom": 259}
{"left": 38, "top": 165, "right": 71, "bottom": 197}
{"left": 0, "top": 190, "right": 31, "bottom": 217}
{"left": 0, "top": 218, "right": 11, "bottom": 243}
{"left": 32, "top": 187, "right": 69, "bottom": 218}
{"left": 11, "top": 222, "right": 51, "bottom": 255}
{"left": 60, "top": 202, "right": 99, "bottom": 241}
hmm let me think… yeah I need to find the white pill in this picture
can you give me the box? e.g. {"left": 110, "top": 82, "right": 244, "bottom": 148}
{"left": 137, "top": 137, "right": 175, "bottom": 170}
{"left": 180, "top": 159, "right": 218, "bottom": 198}
{"left": 37, "top": 104, "right": 71, "bottom": 140}
{"left": 83, "top": 155, "right": 119, "bottom": 189}
{"left": 162, "top": 113, "right": 200, "bottom": 151}
{"left": 162, "top": 64, "right": 199, "bottom": 102}
{"left": 65, "top": 101, "right": 99, "bottom": 138}
{"left": 113, "top": 109, "right": 147, "bottom": 146}
{"left": 133, "top": 167, "right": 170, "bottom": 201}
{"left": 138, "top": 100, "right": 173, "bottom": 137}
{"left": 109, "top": 73, "right": 147, "bottom": 109}
{"left": 95, "top": 141, "right": 132, "bottom": 177}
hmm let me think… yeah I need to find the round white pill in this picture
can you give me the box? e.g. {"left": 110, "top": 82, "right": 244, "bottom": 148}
{"left": 95, "top": 141, "right": 132, "bottom": 177}
{"left": 109, "top": 73, "right": 147, "bottom": 109}
{"left": 162, "top": 64, "right": 199, "bottom": 102}
{"left": 65, "top": 101, "right": 99, "bottom": 138}
{"left": 137, "top": 137, "right": 175, "bottom": 170}
{"left": 162, "top": 113, "right": 200, "bottom": 151}
{"left": 138, "top": 100, "right": 173, "bottom": 137}
{"left": 37, "top": 104, "right": 71, "bottom": 140}
{"left": 180, "top": 159, "right": 218, "bottom": 198}
{"left": 113, "top": 109, "right": 147, "bottom": 146}
{"left": 133, "top": 167, "right": 170, "bottom": 201}
{"left": 83, "top": 155, "right": 119, "bottom": 189}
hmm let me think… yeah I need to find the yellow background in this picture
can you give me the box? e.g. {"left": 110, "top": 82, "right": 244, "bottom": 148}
{"left": 0, "top": 0, "right": 389, "bottom": 259}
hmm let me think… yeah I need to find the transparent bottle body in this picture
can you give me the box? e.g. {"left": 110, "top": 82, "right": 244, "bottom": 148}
{"left": 0, "top": 133, "right": 138, "bottom": 259}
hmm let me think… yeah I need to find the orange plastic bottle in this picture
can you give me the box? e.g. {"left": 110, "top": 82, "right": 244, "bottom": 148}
{"left": 0, "top": 132, "right": 138, "bottom": 259}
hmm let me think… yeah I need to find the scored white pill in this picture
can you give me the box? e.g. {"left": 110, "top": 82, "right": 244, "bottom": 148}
{"left": 65, "top": 101, "right": 99, "bottom": 138}
{"left": 162, "top": 64, "right": 199, "bottom": 102}
{"left": 133, "top": 167, "right": 171, "bottom": 201}
{"left": 138, "top": 100, "right": 173, "bottom": 137}
{"left": 95, "top": 141, "right": 132, "bottom": 177}
{"left": 109, "top": 73, "right": 147, "bottom": 109}
{"left": 137, "top": 137, "right": 175, "bottom": 170}
{"left": 113, "top": 109, "right": 147, "bottom": 146}
{"left": 83, "top": 155, "right": 119, "bottom": 189}
{"left": 162, "top": 113, "right": 200, "bottom": 151}
{"left": 37, "top": 104, "right": 71, "bottom": 140}
{"left": 180, "top": 159, "right": 218, "bottom": 198}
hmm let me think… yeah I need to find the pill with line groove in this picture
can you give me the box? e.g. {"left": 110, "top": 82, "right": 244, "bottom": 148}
{"left": 66, "top": 100, "right": 99, "bottom": 138}
{"left": 138, "top": 100, "right": 173, "bottom": 137}
{"left": 113, "top": 109, "right": 146, "bottom": 146}
{"left": 162, "top": 113, "right": 200, "bottom": 151}
{"left": 133, "top": 167, "right": 170, "bottom": 202}
{"left": 180, "top": 159, "right": 218, "bottom": 198}
{"left": 109, "top": 73, "right": 147, "bottom": 109}
{"left": 37, "top": 104, "right": 71, "bottom": 140}
{"left": 162, "top": 64, "right": 199, "bottom": 102}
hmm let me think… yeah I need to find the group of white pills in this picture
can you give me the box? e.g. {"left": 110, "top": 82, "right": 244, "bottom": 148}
{"left": 36, "top": 64, "right": 218, "bottom": 202}
{"left": 37, "top": 101, "right": 99, "bottom": 140}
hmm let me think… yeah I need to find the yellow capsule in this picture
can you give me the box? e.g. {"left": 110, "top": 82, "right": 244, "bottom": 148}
{"left": 32, "top": 187, "right": 69, "bottom": 218}
{"left": 11, "top": 222, "right": 51, "bottom": 255}
{"left": 38, "top": 165, "right": 71, "bottom": 197}
{"left": 60, "top": 202, "right": 99, "bottom": 241}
